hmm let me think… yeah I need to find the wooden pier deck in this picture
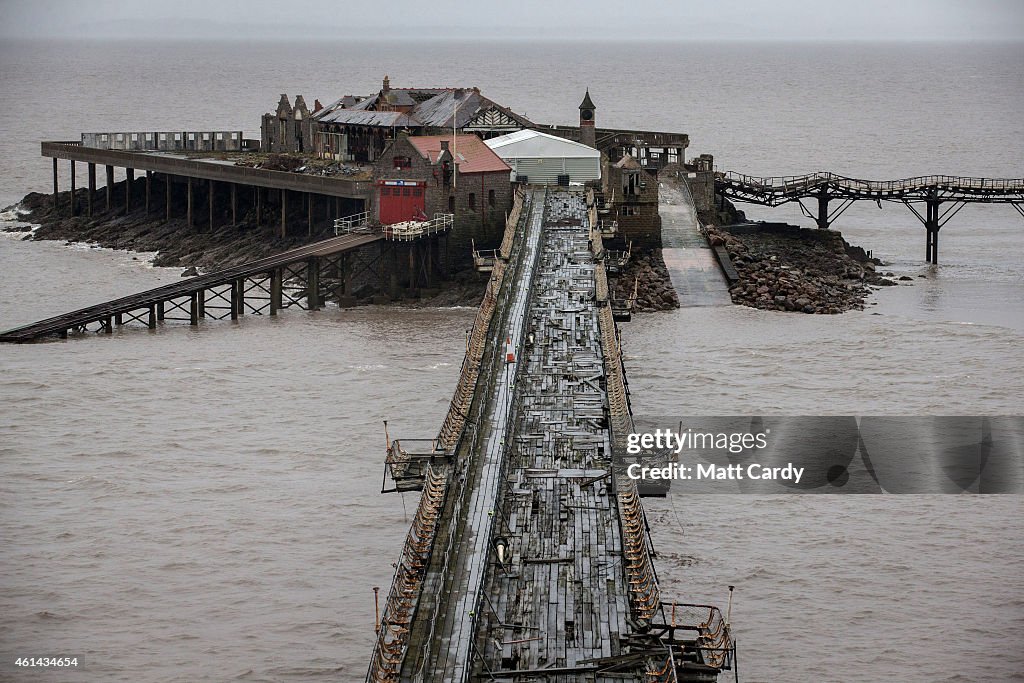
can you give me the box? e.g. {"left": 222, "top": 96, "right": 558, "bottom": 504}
{"left": 372, "top": 189, "right": 735, "bottom": 683}
{"left": 0, "top": 232, "right": 382, "bottom": 343}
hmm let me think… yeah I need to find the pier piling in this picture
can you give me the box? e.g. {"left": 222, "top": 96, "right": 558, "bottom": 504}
{"left": 87, "top": 163, "right": 95, "bottom": 217}
{"left": 126, "top": 168, "right": 133, "bottom": 211}
{"left": 70, "top": 161, "right": 77, "bottom": 216}
{"left": 280, "top": 189, "right": 287, "bottom": 238}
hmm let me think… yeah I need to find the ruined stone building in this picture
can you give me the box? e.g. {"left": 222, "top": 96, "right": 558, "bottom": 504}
{"left": 602, "top": 155, "right": 662, "bottom": 247}
{"left": 261, "top": 94, "right": 317, "bottom": 153}
{"left": 262, "top": 77, "right": 533, "bottom": 163}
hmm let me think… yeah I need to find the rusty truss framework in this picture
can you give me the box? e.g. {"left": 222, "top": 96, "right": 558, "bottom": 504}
{"left": 715, "top": 170, "right": 1024, "bottom": 264}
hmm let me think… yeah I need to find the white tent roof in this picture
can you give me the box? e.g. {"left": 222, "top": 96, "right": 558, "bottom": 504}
{"left": 485, "top": 129, "right": 601, "bottom": 159}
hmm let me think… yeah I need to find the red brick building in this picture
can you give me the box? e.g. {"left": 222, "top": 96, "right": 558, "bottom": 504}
{"left": 374, "top": 134, "right": 512, "bottom": 265}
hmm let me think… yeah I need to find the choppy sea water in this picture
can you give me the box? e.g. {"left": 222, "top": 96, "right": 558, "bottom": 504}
{"left": 1, "top": 39, "right": 1023, "bottom": 682}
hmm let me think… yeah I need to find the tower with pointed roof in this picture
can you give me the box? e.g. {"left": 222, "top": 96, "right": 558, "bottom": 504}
{"left": 579, "top": 89, "right": 596, "bottom": 149}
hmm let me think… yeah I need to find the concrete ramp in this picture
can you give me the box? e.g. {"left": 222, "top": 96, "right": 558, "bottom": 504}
{"left": 659, "top": 181, "right": 732, "bottom": 307}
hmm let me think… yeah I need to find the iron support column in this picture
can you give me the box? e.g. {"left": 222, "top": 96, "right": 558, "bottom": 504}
{"left": 69, "top": 161, "right": 77, "bottom": 216}
{"left": 208, "top": 179, "right": 215, "bottom": 230}
{"left": 165, "top": 174, "right": 172, "bottom": 221}
{"left": 105, "top": 165, "right": 114, "bottom": 211}
{"left": 270, "top": 269, "right": 282, "bottom": 315}
{"left": 280, "top": 189, "right": 287, "bottom": 238}
{"left": 307, "top": 257, "right": 321, "bottom": 310}
{"left": 87, "top": 163, "right": 96, "bottom": 217}
{"left": 925, "top": 200, "right": 940, "bottom": 264}
{"left": 816, "top": 192, "right": 830, "bottom": 230}
{"left": 52, "top": 158, "right": 58, "bottom": 210}
{"left": 231, "top": 183, "right": 237, "bottom": 226}
{"left": 125, "top": 168, "right": 134, "bottom": 211}
{"left": 187, "top": 177, "right": 194, "bottom": 228}
{"left": 145, "top": 170, "right": 151, "bottom": 214}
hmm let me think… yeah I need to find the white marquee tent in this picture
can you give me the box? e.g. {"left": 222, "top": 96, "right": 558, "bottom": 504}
{"left": 485, "top": 129, "right": 601, "bottom": 185}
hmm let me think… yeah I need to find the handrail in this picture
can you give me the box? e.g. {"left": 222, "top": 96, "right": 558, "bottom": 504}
{"left": 718, "top": 170, "right": 1024, "bottom": 198}
{"left": 366, "top": 462, "right": 451, "bottom": 682}
{"left": 659, "top": 602, "right": 734, "bottom": 670}
{"left": 334, "top": 211, "right": 372, "bottom": 235}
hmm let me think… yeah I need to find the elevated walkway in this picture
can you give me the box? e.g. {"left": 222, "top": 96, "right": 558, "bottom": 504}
{"left": 0, "top": 232, "right": 382, "bottom": 343}
{"left": 374, "top": 189, "right": 735, "bottom": 683}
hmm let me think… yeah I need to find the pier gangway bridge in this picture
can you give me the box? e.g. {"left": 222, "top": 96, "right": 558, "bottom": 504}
{"left": 0, "top": 215, "right": 457, "bottom": 343}
{"left": 715, "top": 171, "right": 1024, "bottom": 264}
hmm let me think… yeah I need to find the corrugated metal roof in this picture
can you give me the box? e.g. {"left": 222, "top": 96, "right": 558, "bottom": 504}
{"left": 312, "top": 85, "right": 533, "bottom": 131}
{"left": 486, "top": 129, "right": 601, "bottom": 157}
{"left": 408, "top": 135, "right": 510, "bottom": 174}
{"left": 315, "top": 108, "right": 419, "bottom": 127}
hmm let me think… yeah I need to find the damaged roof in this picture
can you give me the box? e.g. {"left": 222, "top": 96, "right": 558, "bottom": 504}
{"left": 407, "top": 135, "right": 511, "bottom": 174}
{"left": 314, "top": 108, "right": 419, "bottom": 127}
{"left": 313, "top": 84, "right": 532, "bottom": 130}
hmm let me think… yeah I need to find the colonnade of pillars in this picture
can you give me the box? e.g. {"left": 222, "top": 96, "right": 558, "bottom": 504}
{"left": 49, "top": 157, "right": 354, "bottom": 238}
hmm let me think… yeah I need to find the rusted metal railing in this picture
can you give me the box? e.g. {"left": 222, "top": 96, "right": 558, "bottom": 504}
{"left": 366, "top": 463, "right": 451, "bottom": 682}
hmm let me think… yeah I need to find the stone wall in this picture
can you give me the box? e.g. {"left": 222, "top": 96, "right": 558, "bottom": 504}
{"left": 602, "top": 156, "right": 662, "bottom": 248}
{"left": 261, "top": 95, "right": 316, "bottom": 154}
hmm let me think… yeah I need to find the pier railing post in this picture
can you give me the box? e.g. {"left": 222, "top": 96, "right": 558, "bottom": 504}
{"left": 190, "top": 292, "right": 199, "bottom": 325}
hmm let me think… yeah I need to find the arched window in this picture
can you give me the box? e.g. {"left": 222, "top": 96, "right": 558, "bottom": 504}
{"left": 488, "top": 189, "right": 496, "bottom": 207}
{"left": 448, "top": 195, "right": 455, "bottom": 212}
{"left": 468, "top": 193, "right": 476, "bottom": 210}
